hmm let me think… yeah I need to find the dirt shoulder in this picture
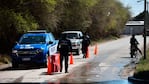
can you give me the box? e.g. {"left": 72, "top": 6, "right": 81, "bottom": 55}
{"left": 120, "top": 57, "right": 141, "bottom": 79}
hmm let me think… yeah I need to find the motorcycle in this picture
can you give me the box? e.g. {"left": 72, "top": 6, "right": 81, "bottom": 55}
{"left": 130, "top": 45, "right": 138, "bottom": 58}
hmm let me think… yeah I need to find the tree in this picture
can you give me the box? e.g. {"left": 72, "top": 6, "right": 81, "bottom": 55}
{"left": 59, "top": 0, "right": 97, "bottom": 32}
{"left": 23, "top": 0, "right": 59, "bottom": 31}
{"left": 0, "top": 0, "right": 38, "bottom": 53}
{"left": 88, "top": 0, "right": 130, "bottom": 40}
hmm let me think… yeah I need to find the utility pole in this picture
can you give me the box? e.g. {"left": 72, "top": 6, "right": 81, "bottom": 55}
{"left": 144, "top": 0, "right": 147, "bottom": 59}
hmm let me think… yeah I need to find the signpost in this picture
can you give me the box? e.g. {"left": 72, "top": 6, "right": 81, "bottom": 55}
{"left": 144, "top": 0, "right": 147, "bottom": 59}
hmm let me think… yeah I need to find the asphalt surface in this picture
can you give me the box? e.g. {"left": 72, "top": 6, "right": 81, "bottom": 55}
{"left": 51, "top": 35, "right": 145, "bottom": 83}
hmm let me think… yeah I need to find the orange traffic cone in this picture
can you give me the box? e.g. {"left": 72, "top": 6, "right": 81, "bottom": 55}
{"left": 57, "top": 53, "right": 60, "bottom": 65}
{"left": 70, "top": 53, "right": 74, "bottom": 64}
{"left": 94, "top": 44, "right": 98, "bottom": 55}
{"left": 47, "top": 56, "right": 52, "bottom": 75}
{"left": 57, "top": 53, "right": 61, "bottom": 72}
{"left": 86, "top": 47, "right": 89, "bottom": 58}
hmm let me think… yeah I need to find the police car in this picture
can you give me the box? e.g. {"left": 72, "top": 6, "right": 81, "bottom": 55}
{"left": 11, "top": 30, "right": 58, "bottom": 67}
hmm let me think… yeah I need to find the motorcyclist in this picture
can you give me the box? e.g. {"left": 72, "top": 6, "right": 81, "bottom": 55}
{"left": 130, "top": 35, "right": 142, "bottom": 58}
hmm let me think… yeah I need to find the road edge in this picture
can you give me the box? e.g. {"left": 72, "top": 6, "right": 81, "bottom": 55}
{"left": 0, "top": 63, "right": 11, "bottom": 70}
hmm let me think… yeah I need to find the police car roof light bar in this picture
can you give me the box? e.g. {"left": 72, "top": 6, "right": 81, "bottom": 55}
{"left": 27, "top": 30, "right": 47, "bottom": 33}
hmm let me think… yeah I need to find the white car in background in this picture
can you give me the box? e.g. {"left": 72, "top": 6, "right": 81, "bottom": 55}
{"left": 61, "top": 31, "right": 83, "bottom": 55}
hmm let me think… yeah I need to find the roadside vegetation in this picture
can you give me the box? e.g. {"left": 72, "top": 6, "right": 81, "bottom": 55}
{"left": 134, "top": 50, "right": 149, "bottom": 80}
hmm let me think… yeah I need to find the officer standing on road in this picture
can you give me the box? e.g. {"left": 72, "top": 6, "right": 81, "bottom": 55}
{"left": 57, "top": 34, "right": 72, "bottom": 73}
{"left": 82, "top": 32, "right": 91, "bottom": 58}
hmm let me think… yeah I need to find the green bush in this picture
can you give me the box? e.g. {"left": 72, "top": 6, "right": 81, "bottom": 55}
{"left": 134, "top": 50, "right": 149, "bottom": 80}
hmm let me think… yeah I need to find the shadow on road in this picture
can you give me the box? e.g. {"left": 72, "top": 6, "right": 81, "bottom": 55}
{"left": 1, "top": 64, "right": 47, "bottom": 71}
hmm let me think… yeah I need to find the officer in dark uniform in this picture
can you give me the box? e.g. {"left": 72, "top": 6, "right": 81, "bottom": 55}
{"left": 82, "top": 32, "right": 90, "bottom": 58}
{"left": 57, "top": 34, "right": 72, "bottom": 73}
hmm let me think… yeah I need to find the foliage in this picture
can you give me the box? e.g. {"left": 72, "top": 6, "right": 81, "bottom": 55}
{"left": 23, "top": 0, "right": 59, "bottom": 31}
{"left": 135, "top": 50, "right": 149, "bottom": 73}
{"left": 0, "top": 9, "right": 38, "bottom": 34}
{"left": 88, "top": 0, "right": 130, "bottom": 40}
{"left": 134, "top": 50, "right": 149, "bottom": 80}
{"left": 59, "top": 0, "right": 94, "bottom": 31}
{"left": 0, "top": 0, "right": 38, "bottom": 53}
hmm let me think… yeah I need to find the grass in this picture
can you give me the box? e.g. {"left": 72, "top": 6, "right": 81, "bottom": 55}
{"left": 134, "top": 50, "right": 149, "bottom": 80}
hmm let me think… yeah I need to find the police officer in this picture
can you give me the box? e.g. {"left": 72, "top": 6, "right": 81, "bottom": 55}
{"left": 57, "top": 34, "right": 72, "bottom": 73}
{"left": 82, "top": 32, "right": 90, "bottom": 58}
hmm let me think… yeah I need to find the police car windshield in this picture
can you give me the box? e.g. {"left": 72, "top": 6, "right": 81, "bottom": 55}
{"left": 64, "top": 33, "right": 78, "bottom": 39}
{"left": 19, "top": 35, "right": 46, "bottom": 44}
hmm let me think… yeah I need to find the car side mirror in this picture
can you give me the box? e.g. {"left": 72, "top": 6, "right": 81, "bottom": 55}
{"left": 49, "top": 41, "right": 53, "bottom": 44}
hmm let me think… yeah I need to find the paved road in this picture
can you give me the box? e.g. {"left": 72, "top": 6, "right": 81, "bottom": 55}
{"left": 0, "top": 35, "right": 148, "bottom": 83}
{"left": 55, "top": 35, "right": 148, "bottom": 83}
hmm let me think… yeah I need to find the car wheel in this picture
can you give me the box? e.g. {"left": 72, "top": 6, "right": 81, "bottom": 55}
{"left": 44, "top": 53, "right": 49, "bottom": 67}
